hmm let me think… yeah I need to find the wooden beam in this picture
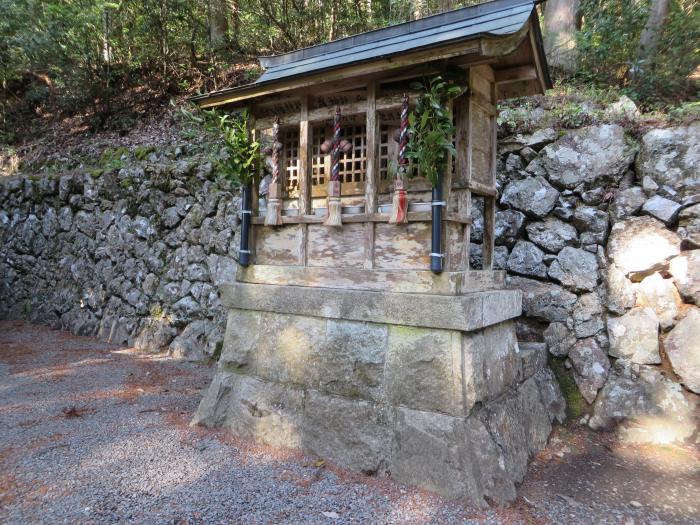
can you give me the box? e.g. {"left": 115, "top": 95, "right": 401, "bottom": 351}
{"left": 528, "top": 21, "right": 548, "bottom": 95}
{"left": 250, "top": 211, "right": 472, "bottom": 225}
{"left": 495, "top": 65, "right": 537, "bottom": 85}
{"left": 195, "top": 40, "right": 481, "bottom": 109}
{"left": 255, "top": 92, "right": 412, "bottom": 129}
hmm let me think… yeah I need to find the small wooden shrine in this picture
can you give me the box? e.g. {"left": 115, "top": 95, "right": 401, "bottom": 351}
{"left": 192, "top": 0, "right": 556, "bottom": 504}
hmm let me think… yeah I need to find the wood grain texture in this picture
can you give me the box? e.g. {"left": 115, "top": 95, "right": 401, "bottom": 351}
{"left": 254, "top": 224, "right": 303, "bottom": 265}
{"left": 374, "top": 222, "right": 431, "bottom": 270}
{"left": 365, "top": 82, "right": 379, "bottom": 214}
{"left": 298, "top": 96, "right": 312, "bottom": 215}
{"left": 307, "top": 223, "right": 366, "bottom": 268}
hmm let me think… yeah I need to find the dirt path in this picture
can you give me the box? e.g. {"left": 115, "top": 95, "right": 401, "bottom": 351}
{"left": 1, "top": 321, "right": 698, "bottom": 524}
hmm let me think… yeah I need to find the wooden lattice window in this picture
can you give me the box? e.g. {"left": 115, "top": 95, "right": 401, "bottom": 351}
{"left": 311, "top": 126, "right": 327, "bottom": 193}
{"left": 379, "top": 124, "right": 393, "bottom": 186}
{"left": 283, "top": 129, "right": 300, "bottom": 197}
{"left": 311, "top": 124, "right": 367, "bottom": 197}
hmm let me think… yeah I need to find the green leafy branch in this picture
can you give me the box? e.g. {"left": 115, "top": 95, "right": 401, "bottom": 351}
{"left": 179, "top": 104, "right": 259, "bottom": 187}
{"left": 405, "top": 76, "right": 462, "bottom": 188}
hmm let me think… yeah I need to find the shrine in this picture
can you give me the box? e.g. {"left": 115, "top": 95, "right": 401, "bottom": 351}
{"left": 191, "top": 0, "right": 560, "bottom": 504}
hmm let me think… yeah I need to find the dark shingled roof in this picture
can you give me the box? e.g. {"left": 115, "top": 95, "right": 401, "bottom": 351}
{"left": 257, "top": 0, "right": 535, "bottom": 84}
{"left": 191, "top": 0, "right": 547, "bottom": 105}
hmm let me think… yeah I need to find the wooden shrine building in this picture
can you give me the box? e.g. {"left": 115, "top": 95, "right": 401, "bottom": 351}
{"left": 192, "top": 0, "right": 557, "bottom": 505}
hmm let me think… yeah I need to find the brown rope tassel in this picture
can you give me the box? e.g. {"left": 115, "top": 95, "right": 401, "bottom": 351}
{"left": 389, "top": 93, "right": 409, "bottom": 225}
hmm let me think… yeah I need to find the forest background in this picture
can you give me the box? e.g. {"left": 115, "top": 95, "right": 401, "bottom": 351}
{"left": 0, "top": 0, "right": 698, "bottom": 145}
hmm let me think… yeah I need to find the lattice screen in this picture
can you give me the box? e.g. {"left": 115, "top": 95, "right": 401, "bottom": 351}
{"left": 379, "top": 124, "right": 392, "bottom": 185}
{"left": 311, "top": 124, "right": 367, "bottom": 196}
{"left": 283, "top": 129, "right": 300, "bottom": 197}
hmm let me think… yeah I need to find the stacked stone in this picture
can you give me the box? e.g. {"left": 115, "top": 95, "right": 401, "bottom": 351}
{"left": 194, "top": 305, "right": 565, "bottom": 504}
{"left": 469, "top": 115, "right": 699, "bottom": 443}
{"left": 0, "top": 147, "right": 239, "bottom": 361}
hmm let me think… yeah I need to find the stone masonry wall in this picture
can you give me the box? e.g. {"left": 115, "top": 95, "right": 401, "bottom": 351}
{"left": 0, "top": 148, "right": 240, "bottom": 361}
{"left": 470, "top": 118, "right": 699, "bottom": 443}
{"left": 1, "top": 109, "right": 699, "bottom": 442}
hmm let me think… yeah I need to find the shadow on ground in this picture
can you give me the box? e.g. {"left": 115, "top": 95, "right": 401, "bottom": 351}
{"left": 1, "top": 320, "right": 698, "bottom": 524}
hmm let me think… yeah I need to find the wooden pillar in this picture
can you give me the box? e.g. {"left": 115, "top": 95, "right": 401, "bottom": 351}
{"left": 454, "top": 94, "right": 472, "bottom": 271}
{"left": 364, "top": 82, "right": 380, "bottom": 269}
{"left": 298, "top": 96, "right": 312, "bottom": 216}
{"left": 365, "top": 82, "right": 379, "bottom": 214}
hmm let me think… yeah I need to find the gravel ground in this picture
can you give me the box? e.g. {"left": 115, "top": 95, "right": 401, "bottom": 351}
{"left": 1, "top": 320, "right": 698, "bottom": 525}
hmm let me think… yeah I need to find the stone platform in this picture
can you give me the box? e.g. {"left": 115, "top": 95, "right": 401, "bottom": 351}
{"left": 192, "top": 281, "right": 565, "bottom": 505}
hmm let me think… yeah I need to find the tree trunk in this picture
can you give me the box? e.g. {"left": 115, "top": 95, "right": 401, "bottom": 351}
{"left": 543, "top": 0, "right": 581, "bottom": 73}
{"left": 329, "top": 2, "right": 337, "bottom": 41}
{"left": 412, "top": 0, "right": 424, "bottom": 20}
{"left": 635, "top": 0, "right": 669, "bottom": 75}
{"left": 229, "top": 0, "right": 240, "bottom": 50}
{"left": 208, "top": 0, "right": 229, "bottom": 51}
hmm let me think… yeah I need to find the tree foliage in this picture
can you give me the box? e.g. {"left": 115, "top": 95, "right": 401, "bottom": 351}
{"left": 574, "top": 0, "right": 699, "bottom": 104}
{"left": 0, "top": 0, "right": 697, "bottom": 143}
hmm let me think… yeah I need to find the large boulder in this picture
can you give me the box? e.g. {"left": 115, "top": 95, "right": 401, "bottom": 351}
{"left": 664, "top": 308, "right": 700, "bottom": 394}
{"left": 500, "top": 176, "right": 559, "bottom": 218}
{"left": 539, "top": 124, "right": 636, "bottom": 190}
{"left": 507, "top": 276, "right": 577, "bottom": 323}
{"left": 669, "top": 250, "right": 700, "bottom": 305}
{"left": 547, "top": 247, "right": 599, "bottom": 292}
{"left": 569, "top": 338, "right": 610, "bottom": 404}
{"left": 607, "top": 307, "right": 660, "bottom": 364}
{"left": 589, "top": 365, "right": 696, "bottom": 444}
{"left": 636, "top": 122, "right": 700, "bottom": 199}
{"left": 506, "top": 241, "right": 547, "bottom": 278}
{"left": 607, "top": 216, "right": 681, "bottom": 280}
{"left": 525, "top": 217, "right": 578, "bottom": 253}
{"left": 634, "top": 273, "right": 681, "bottom": 330}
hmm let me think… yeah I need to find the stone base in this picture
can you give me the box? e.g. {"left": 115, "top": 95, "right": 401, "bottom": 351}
{"left": 192, "top": 284, "right": 564, "bottom": 505}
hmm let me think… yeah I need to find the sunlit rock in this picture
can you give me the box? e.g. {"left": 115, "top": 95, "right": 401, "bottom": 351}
{"left": 669, "top": 250, "right": 700, "bottom": 305}
{"left": 589, "top": 364, "right": 696, "bottom": 444}
{"left": 607, "top": 307, "right": 660, "bottom": 364}
{"left": 607, "top": 216, "right": 681, "bottom": 280}
{"left": 664, "top": 307, "right": 700, "bottom": 394}
{"left": 634, "top": 273, "right": 681, "bottom": 330}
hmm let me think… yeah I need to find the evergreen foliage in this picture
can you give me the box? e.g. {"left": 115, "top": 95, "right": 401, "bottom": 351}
{"left": 0, "top": 0, "right": 697, "bottom": 143}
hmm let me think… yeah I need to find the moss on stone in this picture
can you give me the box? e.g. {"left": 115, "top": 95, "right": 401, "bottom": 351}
{"left": 548, "top": 356, "right": 586, "bottom": 420}
{"left": 133, "top": 145, "right": 156, "bottom": 160}
{"left": 211, "top": 340, "right": 224, "bottom": 363}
